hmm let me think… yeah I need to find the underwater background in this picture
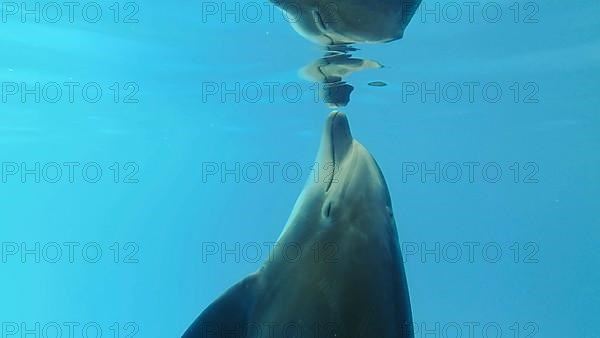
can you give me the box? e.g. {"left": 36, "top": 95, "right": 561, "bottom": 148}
{"left": 1, "top": 0, "right": 599, "bottom": 336}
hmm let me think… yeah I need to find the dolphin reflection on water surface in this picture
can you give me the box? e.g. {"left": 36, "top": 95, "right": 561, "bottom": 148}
{"left": 271, "top": 0, "right": 423, "bottom": 107}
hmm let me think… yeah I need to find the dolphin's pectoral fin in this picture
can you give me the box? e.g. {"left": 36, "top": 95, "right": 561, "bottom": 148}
{"left": 182, "top": 273, "right": 259, "bottom": 338}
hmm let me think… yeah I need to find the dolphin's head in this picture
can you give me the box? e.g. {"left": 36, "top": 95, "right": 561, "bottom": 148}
{"left": 277, "top": 111, "right": 394, "bottom": 246}
{"left": 315, "top": 111, "right": 393, "bottom": 225}
{"left": 273, "top": 0, "right": 422, "bottom": 44}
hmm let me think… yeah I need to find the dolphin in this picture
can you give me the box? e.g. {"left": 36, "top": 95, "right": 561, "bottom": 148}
{"left": 271, "top": 0, "right": 422, "bottom": 45}
{"left": 183, "top": 112, "right": 413, "bottom": 338}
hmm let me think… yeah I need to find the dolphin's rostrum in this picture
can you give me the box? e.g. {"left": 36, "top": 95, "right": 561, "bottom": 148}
{"left": 184, "top": 112, "right": 413, "bottom": 338}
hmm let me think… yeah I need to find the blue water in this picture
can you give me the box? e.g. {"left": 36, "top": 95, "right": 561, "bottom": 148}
{"left": 1, "top": 0, "right": 599, "bottom": 337}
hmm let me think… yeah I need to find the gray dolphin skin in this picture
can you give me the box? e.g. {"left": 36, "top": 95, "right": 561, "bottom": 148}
{"left": 271, "top": 0, "right": 422, "bottom": 45}
{"left": 183, "top": 112, "right": 413, "bottom": 338}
